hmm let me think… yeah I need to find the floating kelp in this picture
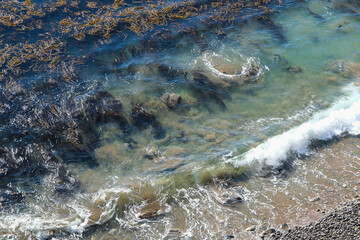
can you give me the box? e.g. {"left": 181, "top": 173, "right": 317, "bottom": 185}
{"left": 1, "top": 0, "right": 284, "bottom": 41}
{"left": 2, "top": 0, "right": 357, "bottom": 86}
{"left": 57, "top": 0, "right": 282, "bottom": 40}
{"left": 0, "top": 37, "right": 75, "bottom": 81}
{"left": 0, "top": 0, "right": 285, "bottom": 83}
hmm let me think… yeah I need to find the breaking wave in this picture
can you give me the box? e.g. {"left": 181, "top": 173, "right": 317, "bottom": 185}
{"left": 228, "top": 83, "right": 360, "bottom": 167}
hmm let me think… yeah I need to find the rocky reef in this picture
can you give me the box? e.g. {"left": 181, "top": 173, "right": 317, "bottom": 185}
{"left": 0, "top": 78, "right": 126, "bottom": 201}
{"left": 0, "top": 71, "right": 172, "bottom": 206}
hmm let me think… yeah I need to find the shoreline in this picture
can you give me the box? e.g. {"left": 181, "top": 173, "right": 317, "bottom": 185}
{"left": 237, "top": 136, "right": 360, "bottom": 240}
{"left": 268, "top": 196, "right": 360, "bottom": 240}
{"left": 255, "top": 136, "right": 360, "bottom": 240}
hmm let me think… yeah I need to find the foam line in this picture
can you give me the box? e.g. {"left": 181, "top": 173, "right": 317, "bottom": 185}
{"left": 228, "top": 83, "right": 360, "bottom": 167}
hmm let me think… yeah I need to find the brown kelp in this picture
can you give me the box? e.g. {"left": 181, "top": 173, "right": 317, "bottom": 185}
{"left": 0, "top": 0, "right": 283, "bottom": 77}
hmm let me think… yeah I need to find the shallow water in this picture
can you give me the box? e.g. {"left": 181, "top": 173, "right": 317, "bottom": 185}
{"left": 1, "top": 0, "right": 360, "bottom": 239}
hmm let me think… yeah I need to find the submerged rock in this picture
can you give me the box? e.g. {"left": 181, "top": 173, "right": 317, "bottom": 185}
{"left": 157, "top": 64, "right": 187, "bottom": 80}
{"left": 286, "top": 65, "right": 302, "bottom": 74}
{"left": 212, "top": 179, "right": 244, "bottom": 206}
{"left": 161, "top": 93, "right": 182, "bottom": 108}
{"left": 305, "top": 6, "right": 325, "bottom": 22}
{"left": 138, "top": 202, "right": 166, "bottom": 220}
{"left": 165, "top": 228, "right": 184, "bottom": 239}
{"left": 139, "top": 210, "right": 160, "bottom": 219}
{"left": 273, "top": 54, "right": 288, "bottom": 65}
{"left": 220, "top": 192, "right": 243, "bottom": 205}
{"left": 142, "top": 147, "right": 163, "bottom": 160}
{"left": 257, "top": 15, "right": 287, "bottom": 43}
{"left": 326, "top": 59, "right": 360, "bottom": 80}
{"left": 131, "top": 102, "right": 166, "bottom": 139}
{"left": 273, "top": 54, "right": 304, "bottom": 75}
{"left": 329, "top": 60, "right": 346, "bottom": 74}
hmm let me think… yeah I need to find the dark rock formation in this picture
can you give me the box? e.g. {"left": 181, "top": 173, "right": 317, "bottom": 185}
{"left": 190, "top": 72, "right": 228, "bottom": 110}
{"left": 0, "top": 78, "right": 130, "bottom": 202}
{"left": 131, "top": 102, "right": 166, "bottom": 139}
{"left": 157, "top": 64, "right": 186, "bottom": 81}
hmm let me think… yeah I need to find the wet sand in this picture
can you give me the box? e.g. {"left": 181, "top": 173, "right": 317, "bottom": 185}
{"left": 249, "top": 136, "right": 360, "bottom": 239}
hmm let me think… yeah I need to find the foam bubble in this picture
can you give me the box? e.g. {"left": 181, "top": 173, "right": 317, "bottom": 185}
{"left": 228, "top": 83, "right": 360, "bottom": 167}
{"left": 0, "top": 187, "right": 131, "bottom": 239}
{"left": 198, "top": 50, "right": 264, "bottom": 82}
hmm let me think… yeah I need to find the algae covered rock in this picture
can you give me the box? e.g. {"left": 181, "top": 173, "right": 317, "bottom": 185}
{"left": 0, "top": 79, "right": 135, "bottom": 201}
{"left": 131, "top": 102, "right": 166, "bottom": 139}
{"left": 326, "top": 59, "right": 360, "bottom": 81}
{"left": 286, "top": 65, "right": 302, "bottom": 74}
{"left": 192, "top": 51, "right": 264, "bottom": 89}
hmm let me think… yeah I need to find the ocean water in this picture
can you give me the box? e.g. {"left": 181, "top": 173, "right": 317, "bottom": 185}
{"left": 1, "top": 0, "right": 360, "bottom": 239}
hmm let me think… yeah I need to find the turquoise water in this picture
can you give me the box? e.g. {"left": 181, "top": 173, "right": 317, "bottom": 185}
{"left": 1, "top": 0, "right": 360, "bottom": 239}
{"left": 89, "top": 2, "right": 360, "bottom": 175}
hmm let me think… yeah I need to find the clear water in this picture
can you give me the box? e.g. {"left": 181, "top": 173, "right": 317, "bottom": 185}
{"left": 2, "top": 0, "right": 360, "bottom": 239}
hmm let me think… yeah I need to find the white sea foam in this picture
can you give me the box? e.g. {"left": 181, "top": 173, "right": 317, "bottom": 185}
{"left": 196, "top": 50, "right": 264, "bottom": 82}
{"left": 228, "top": 83, "right": 360, "bottom": 168}
{"left": 0, "top": 203, "right": 91, "bottom": 238}
{"left": 0, "top": 187, "right": 131, "bottom": 239}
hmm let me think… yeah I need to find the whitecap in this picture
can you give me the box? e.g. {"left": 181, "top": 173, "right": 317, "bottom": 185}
{"left": 228, "top": 83, "right": 360, "bottom": 167}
